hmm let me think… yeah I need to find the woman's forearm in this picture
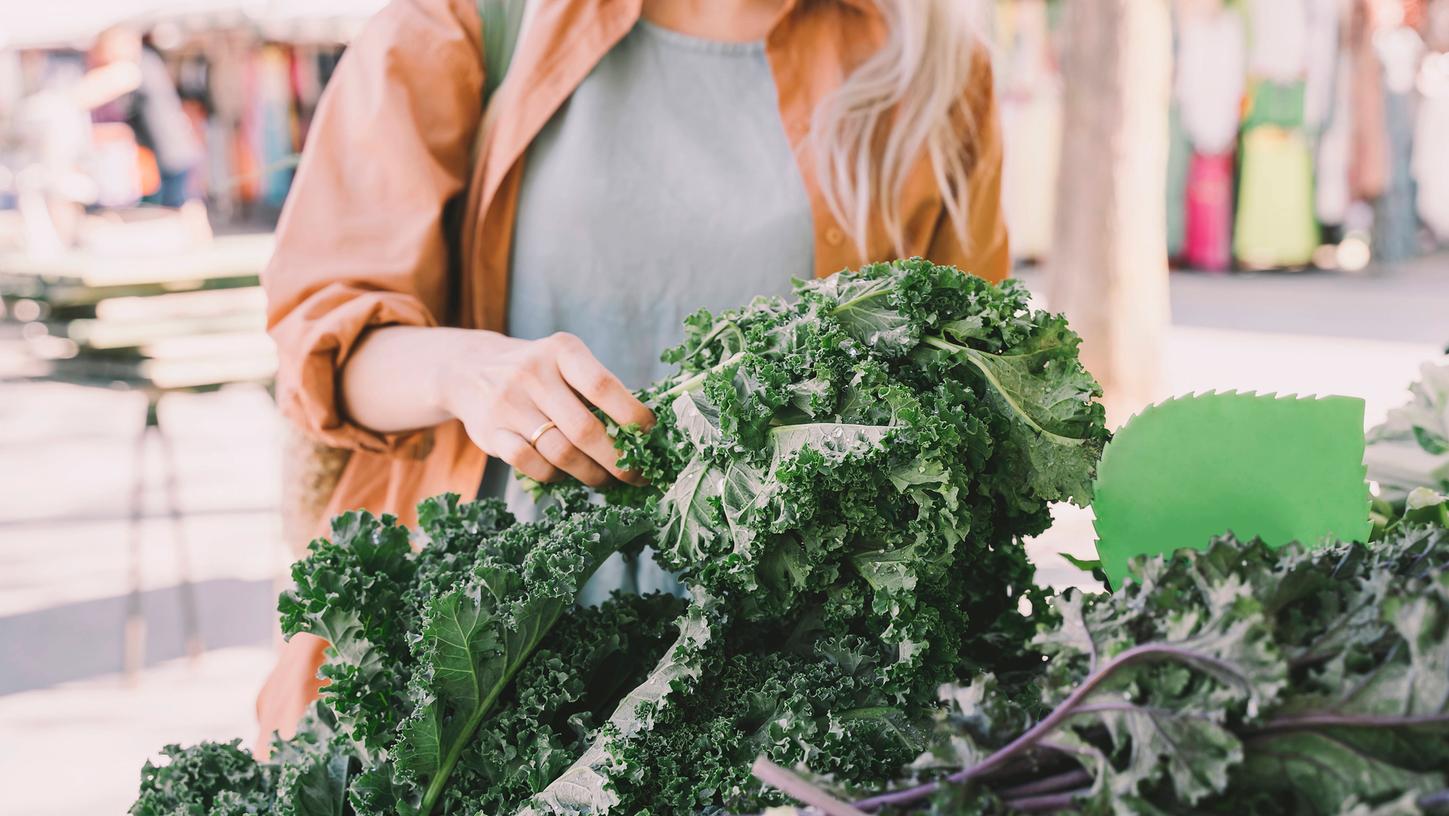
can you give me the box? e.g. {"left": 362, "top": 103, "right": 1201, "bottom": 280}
{"left": 338, "top": 324, "right": 651, "bottom": 487}
{"left": 339, "top": 325, "right": 512, "bottom": 434}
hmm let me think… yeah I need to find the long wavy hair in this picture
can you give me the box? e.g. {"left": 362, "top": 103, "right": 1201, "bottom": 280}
{"left": 811, "top": 0, "right": 983, "bottom": 258}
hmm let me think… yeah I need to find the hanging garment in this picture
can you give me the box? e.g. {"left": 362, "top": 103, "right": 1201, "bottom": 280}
{"left": 1167, "top": 103, "right": 1192, "bottom": 259}
{"left": 1349, "top": 0, "right": 1389, "bottom": 201}
{"left": 1374, "top": 26, "right": 1425, "bottom": 261}
{"left": 180, "top": 99, "right": 210, "bottom": 202}
{"left": 1177, "top": 6, "right": 1247, "bottom": 153}
{"left": 997, "top": 0, "right": 1060, "bottom": 260}
{"left": 1375, "top": 87, "right": 1421, "bottom": 261}
{"left": 252, "top": 46, "right": 296, "bottom": 209}
{"left": 204, "top": 117, "right": 237, "bottom": 217}
{"left": 1248, "top": 0, "right": 1310, "bottom": 81}
{"left": 1234, "top": 126, "right": 1320, "bottom": 267}
{"left": 1242, "top": 79, "right": 1308, "bottom": 130}
{"left": 90, "top": 122, "right": 144, "bottom": 208}
{"left": 1304, "top": 0, "right": 1342, "bottom": 133}
{"left": 1183, "top": 151, "right": 1236, "bottom": 270}
{"left": 1317, "top": 51, "right": 1355, "bottom": 225}
{"left": 1000, "top": 84, "right": 1061, "bottom": 260}
{"left": 1428, "top": 0, "right": 1449, "bottom": 51}
{"left": 1414, "top": 54, "right": 1449, "bottom": 240}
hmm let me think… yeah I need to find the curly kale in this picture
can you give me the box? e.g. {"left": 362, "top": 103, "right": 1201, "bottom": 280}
{"left": 762, "top": 521, "right": 1449, "bottom": 815}
{"left": 133, "top": 261, "right": 1109, "bottom": 816}
{"left": 132, "top": 740, "right": 279, "bottom": 816}
{"left": 609, "top": 261, "right": 1102, "bottom": 642}
{"left": 423, "top": 592, "right": 685, "bottom": 815}
{"left": 290, "top": 499, "right": 656, "bottom": 815}
{"left": 602, "top": 639, "right": 926, "bottom": 814}
{"left": 133, "top": 592, "right": 683, "bottom": 816}
{"left": 139, "top": 494, "right": 671, "bottom": 816}
{"left": 617, "top": 261, "right": 1104, "bottom": 605}
{"left": 529, "top": 259, "right": 1106, "bottom": 813}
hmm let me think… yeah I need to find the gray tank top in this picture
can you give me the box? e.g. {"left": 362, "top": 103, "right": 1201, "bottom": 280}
{"left": 482, "top": 19, "right": 814, "bottom": 604}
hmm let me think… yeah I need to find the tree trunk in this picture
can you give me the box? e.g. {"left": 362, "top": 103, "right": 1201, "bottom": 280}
{"left": 1047, "top": 0, "right": 1173, "bottom": 426}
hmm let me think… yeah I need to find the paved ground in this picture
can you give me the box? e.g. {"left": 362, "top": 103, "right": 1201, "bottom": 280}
{"left": 0, "top": 255, "right": 1445, "bottom": 814}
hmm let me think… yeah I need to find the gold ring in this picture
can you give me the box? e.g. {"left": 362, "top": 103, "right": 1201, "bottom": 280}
{"left": 527, "top": 420, "right": 558, "bottom": 447}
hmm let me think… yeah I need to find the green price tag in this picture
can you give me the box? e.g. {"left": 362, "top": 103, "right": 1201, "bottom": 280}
{"left": 1092, "top": 392, "right": 1373, "bottom": 587}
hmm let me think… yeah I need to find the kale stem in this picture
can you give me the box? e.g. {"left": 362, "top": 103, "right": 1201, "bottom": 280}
{"left": 678, "top": 320, "right": 745, "bottom": 366}
{"left": 651, "top": 351, "right": 745, "bottom": 407}
{"left": 420, "top": 686, "right": 507, "bottom": 815}
{"left": 995, "top": 769, "right": 1094, "bottom": 800}
{"left": 751, "top": 758, "right": 869, "bottom": 816}
{"left": 830, "top": 279, "right": 895, "bottom": 315}
{"left": 1005, "top": 788, "right": 1089, "bottom": 813}
{"left": 852, "top": 643, "right": 1247, "bottom": 812}
{"left": 1248, "top": 712, "right": 1449, "bottom": 734}
{"left": 920, "top": 335, "right": 1082, "bottom": 447}
{"left": 418, "top": 604, "right": 572, "bottom": 816}
{"left": 1419, "top": 789, "right": 1449, "bottom": 809}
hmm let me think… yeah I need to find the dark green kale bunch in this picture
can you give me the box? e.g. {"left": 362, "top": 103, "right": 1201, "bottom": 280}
{"left": 133, "top": 495, "right": 682, "bottom": 816}
{"left": 761, "top": 522, "right": 1449, "bottom": 815}
{"left": 130, "top": 701, "right": 359, "bottom": 816}
{"left": 133, "top": 260, "right": 1110, "bottom": 816}
{"left": 616, "top": 259, "right": 1105, "bottom": 614}
{"left": 131, "top": 740, "right": 279, "bottom": 816}
{"left": 525, "top": 260, "right": 1109, "bottom": 814}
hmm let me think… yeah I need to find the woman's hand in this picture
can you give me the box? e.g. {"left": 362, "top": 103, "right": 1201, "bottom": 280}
{"left": 340, "top": 327, "right": 654, "bottom": 486}
{"left": 437, "top": 331, "right": 654, "bottom": 487}
{"left": 253, "top": 633, "right": 328, "bottom": 760}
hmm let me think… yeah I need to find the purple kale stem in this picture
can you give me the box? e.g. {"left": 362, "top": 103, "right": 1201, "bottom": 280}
{"left": 996, "top": 769, "right": 1093, "bottom": 800}
{"left": 853, "top": 643, "right": 1245, "bottom": 812}
{"left": 1006, "top": 788, "right": 1089, "bottom": 813}
{"left": 1419, "top": 789, "right": 1449, "bottom": 809}
{"left": 852, "top": 780, "right": 939, "bottom": 812}
{"left": 1250, "top": 712, "right": 1449, "bottom": 734}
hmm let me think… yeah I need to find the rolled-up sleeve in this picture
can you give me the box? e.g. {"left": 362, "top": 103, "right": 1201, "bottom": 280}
{"left": 929, "top": 46, "right": 1010, "bottom": 283}
{"left": 263, "top": 0, "right": 483, "bottom": 456}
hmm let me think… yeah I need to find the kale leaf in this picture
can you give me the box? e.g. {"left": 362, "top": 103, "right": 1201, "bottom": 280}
{"left": 132, "top": 740, "right": 278, "bottom": 816}
{"left": 768, "top": 525, "right": 1449, "bottom": 815}
{"left": 131, "top": 261, "right": 1110, "bottom": 816}
{"left": 529, "top": 260, "right": 1106, "bottom": 814}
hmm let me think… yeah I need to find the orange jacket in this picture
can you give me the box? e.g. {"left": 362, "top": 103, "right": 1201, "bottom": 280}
{"left": 263, "top": 0, "right": 1009, "bottom": 532}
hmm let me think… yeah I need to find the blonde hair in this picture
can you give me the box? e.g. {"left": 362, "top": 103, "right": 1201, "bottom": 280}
{"left": 811, "top": 0, "right": 983, "bottom": 258}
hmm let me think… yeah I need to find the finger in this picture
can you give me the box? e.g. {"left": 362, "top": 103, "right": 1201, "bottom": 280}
{"left": 533, "top": 374, "right": 645, "bottom": 485}
{"left": 253, "top": 729, "right": 274, "bottom": 762}
{"left": 507, "top": 401, "right": 613, "bottom": 487}
{"left": 555, "top": 337, "right": 655, "bottom": 430}
{"left": 534, "top": 423, "right": 613, "bottom": 488}
{"left": 485, "top": 428, "right": 563, "bottom": 484}
{"left": 510, "top": 400, "right": 612, "bottom": 487}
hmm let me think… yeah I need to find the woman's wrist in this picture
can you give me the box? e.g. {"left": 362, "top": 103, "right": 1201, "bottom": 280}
{"left": 341, "top": 325, "right": 517, "bottom": 435}
{"left": 431, "top": 328, "right": 518, "bottom": 421}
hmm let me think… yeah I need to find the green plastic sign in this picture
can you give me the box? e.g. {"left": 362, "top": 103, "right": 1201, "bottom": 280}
{"left": 1091, "top": 392, "right": 1373, "bottom": 587}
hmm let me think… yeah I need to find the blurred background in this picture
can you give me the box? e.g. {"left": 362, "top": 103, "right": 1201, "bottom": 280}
{"left": 0, "top": 0, "right": 1446, "bottom": 813}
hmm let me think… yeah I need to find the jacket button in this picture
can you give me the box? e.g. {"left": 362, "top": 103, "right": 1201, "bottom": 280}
{"left": 825, "top": 227, "right": 844, "bottom": 246}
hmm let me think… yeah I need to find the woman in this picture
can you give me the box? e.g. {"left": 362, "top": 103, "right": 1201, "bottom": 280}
{"left": 89, "top": 27, "right": 203, "bottom": 207}
{"left": 255, "top": 0, "right": 1009, "bottom": 753}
